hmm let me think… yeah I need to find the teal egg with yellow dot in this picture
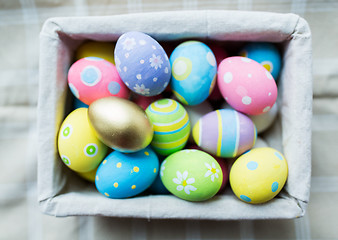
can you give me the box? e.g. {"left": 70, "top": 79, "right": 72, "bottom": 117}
{"left": 170, "top": 41, "right": 217, "bottom": 105}
{"left": 145, "top": 99, "right": 190, "bottom": 156}
{"left": 229, "top": 147, "right": 288, "bottom": 204}
{"left": 95, "top": 146, "right": 159, "bottom": 199}
{"left": 160, "top": 149, "right": 223, "bottom": 201}
{"left": 57, "top": 108, "right": 108, "bottom": 173}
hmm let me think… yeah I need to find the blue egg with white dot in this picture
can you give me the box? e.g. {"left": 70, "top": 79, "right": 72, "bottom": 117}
{"left": 114, "top": 31, "right": 171, "bottom": 97}
{"left": 170, "top": 41, "right": 217, "bottom": 105}
{"left": 230, "top": 147, "right": 288, "bottom": 204}
{"left": 95, "top": 146, "right": 159, "bottom": 199}
{"left": 240, "top": 42, "right": 281, "bottom": 80}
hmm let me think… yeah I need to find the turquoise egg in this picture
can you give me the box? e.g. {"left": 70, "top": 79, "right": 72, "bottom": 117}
{"left": 170, "top": 41, "right": 217, "bottom": 105}
{"left": 95, "top": 146, "right": 159, "bottom": 198}
{"left": 240, "top": 42, "right": 281, "bottom": 80}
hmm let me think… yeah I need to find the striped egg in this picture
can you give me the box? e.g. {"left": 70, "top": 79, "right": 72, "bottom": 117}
{"left": 146, "top": 99, "right": 190, "bottom": 156}
{"left": 192, "top": 109, "right": 256, "bottom": 158}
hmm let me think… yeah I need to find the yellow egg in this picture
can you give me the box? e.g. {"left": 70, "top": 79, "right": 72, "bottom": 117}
{"left": 229, "top": 147, "right": 288, "bottom": 204}
{"left": 75, "top": 41, "right": 115, "bottom": 64}
{"left": 77, "top": 167, "right": 98, "bottom": 183}
{"left": 88, "top": 97, "right": 153, "bottom": 152}
{"left": 58, "top": 108, "right": 108, "bottom": 173}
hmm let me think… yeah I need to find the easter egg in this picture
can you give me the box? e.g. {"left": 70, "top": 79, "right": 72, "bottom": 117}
{"left": 193, "top": 109, "right": 257, "bottom": 158}
{"left": 184, "top": 101, "right": 213, "bottom": 143}
{"left": 68, "top": 57, "right": 129, "bottom": 105}
{"left": 88, "top": 97, "right": 153, "bottom": 152}
{"left": 114, "top": 31, "right": 171, "bottom": 96}
{"left": 95, "top": 146, "right": 159, "bottom": 198}
{"left": 253, "top": 137, "right": 269, "bottom": 148}
{"left": 229, "top": 147, "right": 288, "bottom": 204}
{"left": 145, "top": 99, "right": 190, "bottom": 156}
{"left": 217, "top": 57, "right": 278, "bottom": 115}
{"left": 132, "top": 93, "right": 163, "bottom": 110}
{"left": 77, "top": 167, "right": 98, "bottom": 183}
{"left": 75, "top": 41, "right": 115, "bottom": 64}
{"left": 240, "top": 42, "right": 281, "bottom": 80}
{"left": 58, "top": 108, "right": 108, "bottom": 172}
{"left": 249, "top": 103, "right": 278, "bottom": 134}
{"left": 160, "top": 149, "right": 222, "bottom": 201}
{"left": 73, "top": 97, "right": 88, "bottom": 109}
{"left": 170, "top": 41, "right": 217, "bottom": 105}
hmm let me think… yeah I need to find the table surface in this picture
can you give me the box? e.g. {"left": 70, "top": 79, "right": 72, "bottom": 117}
{"left": 1, "top": 1, "right": 337, "bottom": 239}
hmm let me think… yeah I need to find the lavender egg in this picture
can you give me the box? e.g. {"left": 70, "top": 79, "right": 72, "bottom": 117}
{"left": 192, "top": 109, "right": 257, "bottom": 158}
{"left": 114, "top": 32, "right": 171, "bottom": 96}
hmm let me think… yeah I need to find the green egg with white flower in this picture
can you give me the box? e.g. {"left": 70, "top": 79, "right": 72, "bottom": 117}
{"left": 160, "top": 149, "right": 223, "bottom": 201}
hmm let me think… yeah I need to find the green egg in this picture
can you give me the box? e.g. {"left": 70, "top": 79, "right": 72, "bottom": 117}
{"left": 160, "top": 149, "right": 222, "bottom": 201}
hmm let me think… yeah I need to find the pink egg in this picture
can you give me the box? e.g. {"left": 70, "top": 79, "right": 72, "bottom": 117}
{"left": 217, "top": 57, "right": 278, "bottom": 115}
{"left": 68, "top": 57, "right": 129, "bottom": 105}
{"left": 132, "top": 94, "right": 163, "bottom": 110}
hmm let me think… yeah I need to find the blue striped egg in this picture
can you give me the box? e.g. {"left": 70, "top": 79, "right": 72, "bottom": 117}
{"left": 145, "top": 99, "right": 190, "bottom": 156}
{"left": 192, "top": 109, "right": 257, "bottom": 158}
{"left": 170, "top": 41, "right": 217, "bottom": 105}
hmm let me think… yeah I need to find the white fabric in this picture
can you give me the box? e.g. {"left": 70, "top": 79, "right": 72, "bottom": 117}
{"left": 38, "top": 10, "right": 312, "bottom": 219}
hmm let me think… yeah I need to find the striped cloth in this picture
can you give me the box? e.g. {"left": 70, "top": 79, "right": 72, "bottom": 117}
{"left": 1, "top": 0, "right": 338, "bottom": 239}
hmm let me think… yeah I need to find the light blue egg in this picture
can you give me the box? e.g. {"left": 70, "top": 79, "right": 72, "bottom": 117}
{"left": 148, "top": 158, "right": 170, "bottom": 194}
{"left": 95, "top": 146, "right": 159, "bottom": 199}
{"left": 240, "top": 42, "right": 281, "bottom": 80}
{"left": 170, "top": 41, "right": 217, "bottom": 106}
{"left": 73, "top": 97, "right": 88, "bottom": 109}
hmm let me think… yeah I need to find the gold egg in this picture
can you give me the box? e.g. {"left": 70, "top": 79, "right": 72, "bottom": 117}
{"left": 88, "top": 97, "right": 153, "bottom": 152}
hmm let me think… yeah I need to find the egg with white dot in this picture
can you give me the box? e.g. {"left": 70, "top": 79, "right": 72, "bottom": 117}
{"left": 68, "top": 57, "right": 129, "bottom": 105}
{"left": 114, "top": 31, "right": 171, "bottom": 96}
{"left": 95, "top": 146, "right": 159, "bottom": 198}
{"left": 217, "top": 56, "right": 278, "bottom": 115}
{"left": 170, "top": 41, "right": 217, "bottom": 105}
{"left": 57, "top": 108, "right": 108, "bottom": 173}
{"left": 229, "top": 147, "right": 288, "bottom": 204}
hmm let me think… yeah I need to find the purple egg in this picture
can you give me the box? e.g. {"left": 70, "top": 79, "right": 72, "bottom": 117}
{"left": 114, "top": 31, "right": 171, "bottom": 96}
{"left": 192, "top": 109, "right": 257, "bottom": 158}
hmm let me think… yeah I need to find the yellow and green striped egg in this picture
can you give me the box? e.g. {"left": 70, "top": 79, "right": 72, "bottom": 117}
{"left": 146, "top": 99, "right": 190, "bottom": 156}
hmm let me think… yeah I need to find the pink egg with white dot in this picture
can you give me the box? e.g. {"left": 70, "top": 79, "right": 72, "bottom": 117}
{"left": 217, "top": 57, "right": 277, "bottom": 115}
{"left": 68, "top": 57, "right": 129, "bottom": 105}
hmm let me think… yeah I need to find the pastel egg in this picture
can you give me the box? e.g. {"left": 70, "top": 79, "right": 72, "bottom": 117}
{"left": 75, "top": 41, "right": 115, "bottom": 64}
{"left": 193, "top": 109, "right": 257, "bottom": 158}
{"left": 73, "top": 97, "right": 88, "bottom": 109}
{"left": 249, "top": 103, "right": 278, "bottom": 134}
{"left": 217, "top": 57, "right": 278, "bottom": 115}
{"left": 132, "top": 93, "right": 163, "bottom": 110}
{"left": 95, "top": 146, "right": 159, "bottom": 198}
{"left": 148, "top": 158, "right": 170, "bottom": 194}
{"left": 88, "top": 97, "right": 153, "bottom": 153}
{"left": 68, "top": 57, "right": 129, "bottom": 105}
{"left": 229, "top": 147, "right": 288, "bottom": 204}
{"left": 170, "top": 41, "right": 217, "bottom": 105}
{"left": 58, "top": 108, "right": 108, "bottom": 172}
{"left": 240, "top": 42, "right": 281, "bottom": 80}
{"left": 114, "top": 31, "right": 171, "bottom": 96}
{"left": 160, "top": 149, "right": 222, "bottom": 201}
{"left": 145, "top": 99, "right": 190, "bottom": 156}
{"left": 184, "top": 101, "right": 213, "bottom": 143}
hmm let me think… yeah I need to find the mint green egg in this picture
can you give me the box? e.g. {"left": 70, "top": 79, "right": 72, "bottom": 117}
{"left": 160, "top": 149, "right": 222, "bottom": 201}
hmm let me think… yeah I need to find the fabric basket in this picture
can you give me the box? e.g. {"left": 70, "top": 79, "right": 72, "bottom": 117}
{"left": 38, "top": 10, "right": 312, "bottom": 220}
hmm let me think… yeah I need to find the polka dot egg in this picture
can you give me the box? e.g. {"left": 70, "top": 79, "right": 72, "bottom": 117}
{"left": 192, "top": 109, "right": 256, "bottom": 158}
{"left": 217, "top": 56, "right": 278, "bottom": 115}
{"left": 68, "top": 57, "right": 129, "bottom": 105}
{"left": 114, "top": 31, "right": 171, "bottom": 96}
{"left": 160, "top": 149, "right": 223, "bottom": 201}
{"left": 229, "top": 147, "right": 288, "bottom": 204}
{"left": 240, "top": 42, "right": 281, "bottom": 80}
{"left": 57, "top": 108, "right": 108, "bottom": 173}
{"left": 170, "top": 41, "right": 217, "bottom": 105}
{"left": 146, "top": 99, "right": 190, "bottom": 156}
{"left": 95, "top": 146, "right": 159, "bottom": 199}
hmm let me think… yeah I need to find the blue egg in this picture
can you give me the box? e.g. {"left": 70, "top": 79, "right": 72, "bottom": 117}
{"left": 240, "top": 42, "right": 281, "bottom": 80}
{"left": 73, "top": 97, "right": 88, "bottom": 109}
{"left": 170, "top": 41, "right": 217, "bottom": 106}
{"left": 114, "top": 31, "right": 171, "bottom": 97}
{"left": 95, "top": 146, "right": 159, "bottom": 198}
{"left": 148, "top": 158, "right": 170, "bottom": 194}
